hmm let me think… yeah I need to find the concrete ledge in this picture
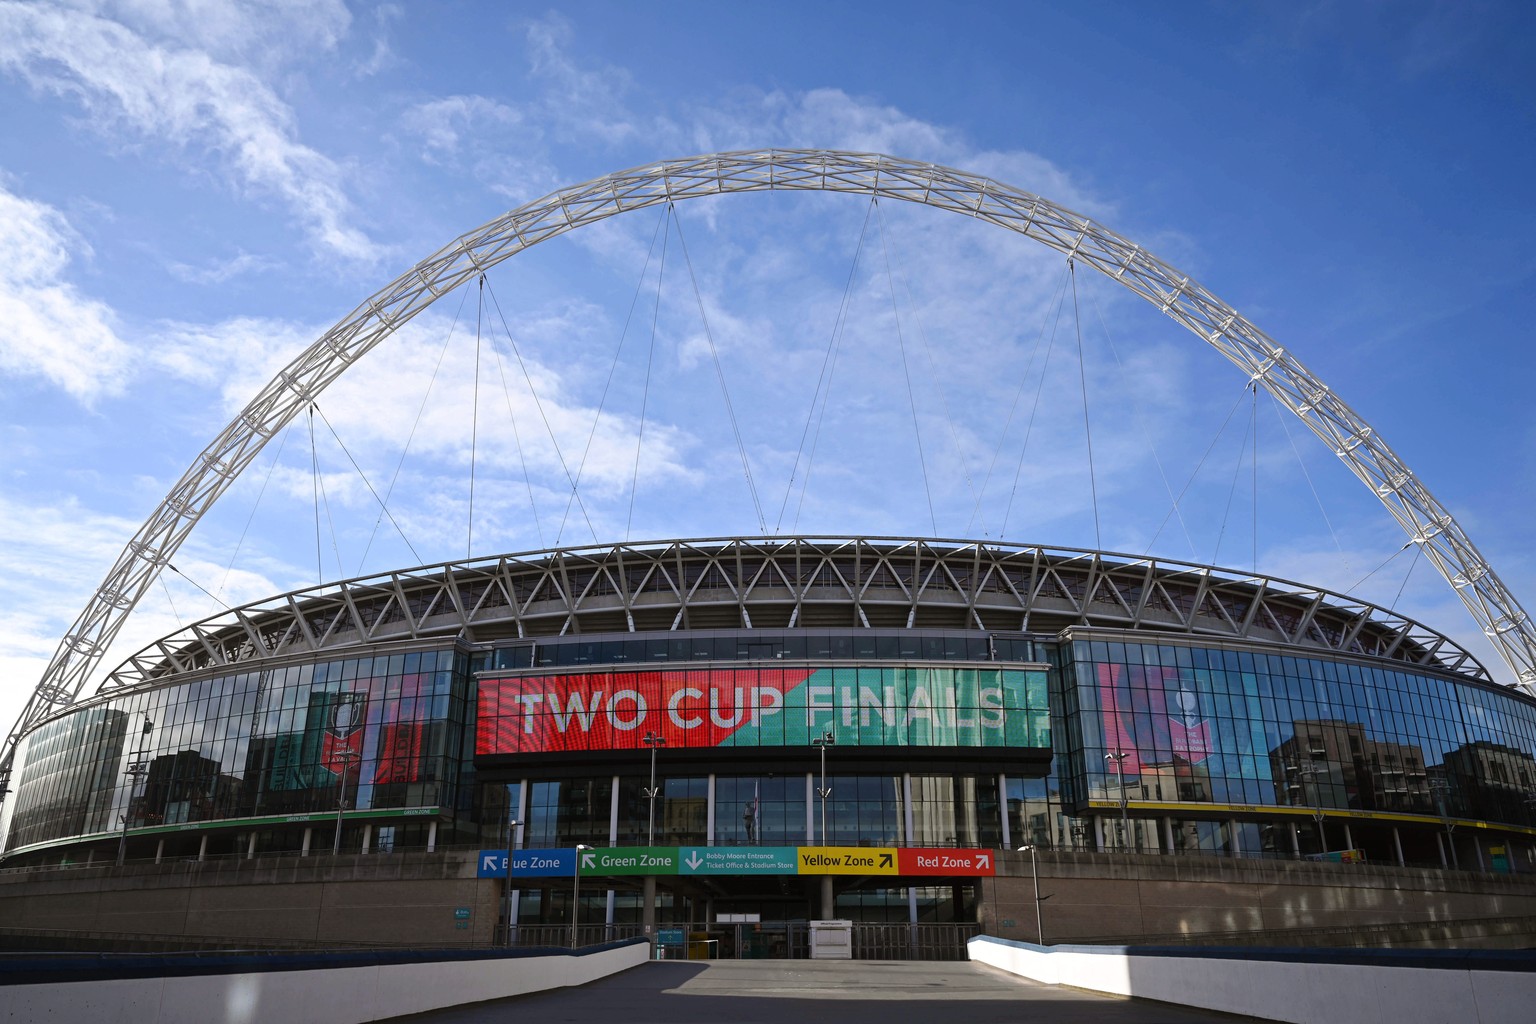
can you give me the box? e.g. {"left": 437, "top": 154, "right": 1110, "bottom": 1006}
{"left": 968, "top": 935, "right": 1536, "bottom": 1024}
{"left": 0, "top": 940, "right": 648, "bottom": 1024}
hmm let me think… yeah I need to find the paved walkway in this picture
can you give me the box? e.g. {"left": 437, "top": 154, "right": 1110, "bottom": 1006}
{"left": 395, "top": 959, "right": 1273, "bottom": 1023}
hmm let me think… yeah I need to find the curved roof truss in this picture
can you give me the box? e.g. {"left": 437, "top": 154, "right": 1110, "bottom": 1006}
{"left": 5, "top": 149, "right": 1532, "bottom": 780}
{"left": 100, "top": 537, "right": 1490, "bottom": 690}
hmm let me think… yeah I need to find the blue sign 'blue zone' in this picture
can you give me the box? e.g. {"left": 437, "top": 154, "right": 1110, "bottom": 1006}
{"left": 479, "top": 848, "right": 578, "bottom": 877}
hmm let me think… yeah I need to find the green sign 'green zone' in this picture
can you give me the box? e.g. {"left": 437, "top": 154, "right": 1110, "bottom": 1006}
{"left": 578, "top": 846, "right": 679, "bottom": 874}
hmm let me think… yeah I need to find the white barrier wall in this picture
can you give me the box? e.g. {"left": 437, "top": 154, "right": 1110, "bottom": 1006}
{"left": 969, "top": 936, "right": 1536, "bottom": 1024}
{"left": 0, "top": 941, "right": 649, "bottom": 1024}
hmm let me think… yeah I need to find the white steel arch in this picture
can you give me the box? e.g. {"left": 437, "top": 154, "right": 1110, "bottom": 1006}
{"left": 5, "top": 148, "right": 1532, "bottom": 779}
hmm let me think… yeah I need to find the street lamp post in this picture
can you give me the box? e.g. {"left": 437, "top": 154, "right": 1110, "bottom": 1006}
{"left": 331, "top": 747, "right": 362, "bottom": 856}
{"left": 1430, "top": 778, "right": 1460, "bottom": 869}
{"left": 571, "top": 844, "right": 592, "bottom": 949}
{"left": 1286, "top": 762, "right": 1326, "bottom": 855}
{"left": 812, "top": 731, "right": 835, "bottom": 844}
{"left": 1017, "top": 845, "right": 1050, "bottom": 945}
{"left": 1104, "top": 751, "right": 1129, "bottom": 851}
{"left": 117, "top": 718, "right": 153, "bottom": 867}
{"left": 643, "top": 731, "right": 666, "bottom": 846}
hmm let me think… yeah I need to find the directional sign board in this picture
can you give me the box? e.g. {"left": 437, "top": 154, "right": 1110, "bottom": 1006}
{"left": 797, "top": 846, "right": 899, "bottom": 875}
{"left": 483, "top": 845, "right": 996, "bottom": 878}
{"left": 681, "top": 846, "right": 799, "bottom": 875}
{"left": 510, "top": 848, "right": 576, "bottom": 876}
{"left": 579, "top": 846, "right": 678, "bottom": 875}
{"left": 897, "top": 847, "right": 995, "bottom": 876}
{"left": 478, "top": 849, "right": 509, "bottom": 878}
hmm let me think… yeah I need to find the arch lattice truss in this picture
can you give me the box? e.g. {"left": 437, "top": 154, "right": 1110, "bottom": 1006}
{"left": 6, "top": 149, "right": 1532, "bottom": 779}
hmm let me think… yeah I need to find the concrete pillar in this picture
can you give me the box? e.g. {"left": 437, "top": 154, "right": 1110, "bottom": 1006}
{"left": 361, "top": 823, "right": 372, "bottom": 854}
{"left": 1093, "top": 816, "right": 1105, "bottom": 852}
{"left": 301, "top": 827, "right": 312, "bottom": 856}
{"left": 606, "top": 889, "right": 615, "bottom": 926}
{"left": 1343, "top": 823, "right": 1354, "bottom": 852}
{"left": 85, "top": 849, "right": 95, "bottom": 866}
{"left": 154, "top": 839, "right": 165, "bottom": 864}
{"left": 609, "top": 774, "right": 620, "bottom": 844}
{"left": 1436, "top": 831, "right": 1448, "bottom": 868}
{"left": 427, "top": 820, "right": 437, "bottom": 852}
{"left": 998, "top": 774, "right": 1011, "bottom": 849}
{"left": 1228, "top": 819, "right": 1241, "bottom": 857}
{"left": 642, "top": 875, "right": 657, "bottom": 937}
{"left": 908, "top": 887, "right": 919, "bottom": 924}
{"left": 805, "top": 773, "right": 815, "bottom": 843}
{"left": 706, "top": 775, "right": 716, "bottom": 846}
{"left": 1473, "top": 835, "right": 1486, "bottom": 872}
{"left": 820, "top": 875, "right": 834, "bottom": 919}
{"left": 1289, "top": 822, "right": 1300, "bottom": 857}
{"left": 1162, "top": 817, "right": 1174, "bottom": 853}
{"left": 903, "top": 774, "right": 916, "bottom": 846}
{"left": 198, "top": 835, "right": 208, "bottom": 861}
{"left": 1392, "top": 827, "right": 1405, "bottom": 867}
{"left": 244, "top": 833, "right": 254, "bottom": 859}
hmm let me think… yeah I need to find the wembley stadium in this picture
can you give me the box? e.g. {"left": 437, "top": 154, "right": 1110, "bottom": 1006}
{"left": 3, "top": 535, "right": 1535, "bottom": 946}
{"left": 3, "top": 152, "right": 1535, "bottom": 951}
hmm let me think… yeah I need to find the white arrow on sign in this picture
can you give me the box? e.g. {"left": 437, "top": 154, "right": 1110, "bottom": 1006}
{"left": 685, "top": 852, "right": 703, "bottom": 870}
{"left": 482, "top": 853, "right": 500, "bottom": 872}
{"left": 582, "top": 852, "right": 595, "bottom": 869}
{"left": 976, "top": 853, "right": 990, "bottom": 869}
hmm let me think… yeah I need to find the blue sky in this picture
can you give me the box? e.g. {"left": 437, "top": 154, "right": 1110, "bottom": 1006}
{"left": 1, "top": 0, "right": 1533, "bottom": 739}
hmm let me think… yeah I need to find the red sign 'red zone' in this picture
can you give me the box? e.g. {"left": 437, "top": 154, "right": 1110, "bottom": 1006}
{"left": 897, "top": 847, "right": 995, "bottom": 876}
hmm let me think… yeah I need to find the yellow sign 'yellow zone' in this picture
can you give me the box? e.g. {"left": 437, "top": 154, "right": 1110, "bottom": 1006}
{"left": 797, "top": 846, "right": 899, "bottom": 875}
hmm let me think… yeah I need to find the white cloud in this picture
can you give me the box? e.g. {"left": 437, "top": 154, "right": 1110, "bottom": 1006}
{"left": 0, "top": 0, "right": 377, "bottom": 260}
{"left": 403, "top": 95, "right": 524, "bottom": 162}
{"left": 165, "top": 250, "right": 282, "bottom": 285}
{"left": 524, "top": 13, "right": 641, "bottom": 145}
{"left": 67, "top": 0, "right": 352, "bottom": 69}
{"left": 0, "top": 184, "right": 133, "bottom": 401}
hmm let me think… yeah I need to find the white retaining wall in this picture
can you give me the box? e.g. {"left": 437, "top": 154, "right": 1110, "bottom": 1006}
{"left": 0, "top": 942, "right": 649, "bottom": 1024}
{"left": 969, "top": 936, "right": 1536, "bottom": 1024}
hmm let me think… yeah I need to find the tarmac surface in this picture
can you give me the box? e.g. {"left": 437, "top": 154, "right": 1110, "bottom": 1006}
{"left": 393, "top": 959, "right": 1273, "bottom": 1023}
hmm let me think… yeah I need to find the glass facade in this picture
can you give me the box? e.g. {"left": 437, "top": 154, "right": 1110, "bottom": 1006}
{"left": 4, "top": 627, "right": 1535, "bottom": 874}
{"left": 1062, "top": 639, "right": 1536, "bottom": 865}
{"left": 1, "top": 648, "right": 473, "bottom": 858}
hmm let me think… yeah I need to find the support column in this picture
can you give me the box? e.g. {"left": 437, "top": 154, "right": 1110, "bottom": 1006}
{"left": 606, "top": 889, "right": 615, "bottom": 928}
{"left": 1473, "top": 835, "right": 1486, "bottom": 872}
{"left": 1436, "top": 831, "right": 1448, "bottom": 868}
{"left": 1289, "top": 822, "right": 1300, "bottom": 857}
{"left": 805, "top": 773, "right": 815, "bottom": 843}
{"left": 1228, "top": 819, "right": 1241, "bottom": 858}
{"left": 198, "top": 835, "right": 208, "bottom": 861}
{"left": 706, "top": 775, "right": 716, "bottom": 846}
{"left": 1093, "top": 816, "right": 1105, "bottom": 852}
{"left": 1162, "top": 817, "right": 1174, "bottom": 853}
{"left": 427, "top": 820, "right": 437, "bottom": 853}
{"left": 301, "top": 827, "right": 312, "bottom": 857}
{"left": 998, "top": 774, "right": 1011, "bottom": 850}
{"left": 903, "top": 774, "right": 916, "bottom": 846}
{"left": 820, "top": 875, "right": 834, "bottom": 919}
{"left": 610, "top": 774, "right": 621, "bottom": 844}
{"left": 1392, "top": 827, "right": 1405, "bottom": 867}
{"left": 642, "top": 875, "right": 657, "bottom": 940}
{"left": 1343, "top": 823, "right": 1354, "bottom": 853}
{"left": 154, "top": 839, "right": 165, "bottom": 864}
{"left": 361, "top": 823, "right": 372, "bottom": 854}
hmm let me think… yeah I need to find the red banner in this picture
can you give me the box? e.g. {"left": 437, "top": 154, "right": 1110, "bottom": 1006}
{"left": 477, "top": 668, "right": 816, "bottom": 755}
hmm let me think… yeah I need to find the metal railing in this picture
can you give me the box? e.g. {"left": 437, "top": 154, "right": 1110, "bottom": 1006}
{"left": 496, "top": 922, "right": 976, "bottom": 961}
